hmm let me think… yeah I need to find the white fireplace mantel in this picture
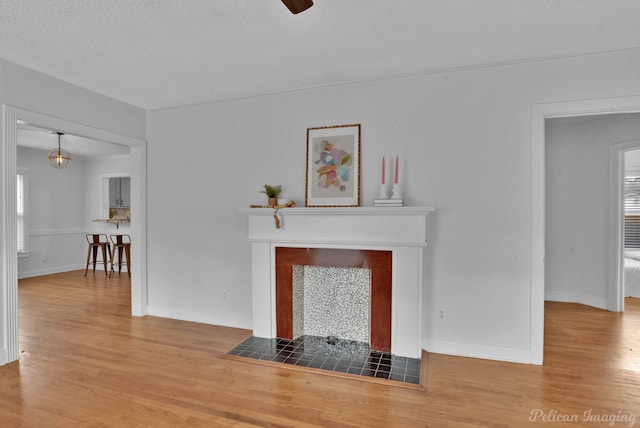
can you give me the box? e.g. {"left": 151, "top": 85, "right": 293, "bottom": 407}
{"left": 239, "top": 206, "right": 434, "bottom": 247}
{"left": 240, "top": 206, "right": 435, "bottom": 358}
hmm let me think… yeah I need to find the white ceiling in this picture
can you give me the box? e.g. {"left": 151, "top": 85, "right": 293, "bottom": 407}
{"left": 1, "top": 0, "right": 639, "bottom": 111}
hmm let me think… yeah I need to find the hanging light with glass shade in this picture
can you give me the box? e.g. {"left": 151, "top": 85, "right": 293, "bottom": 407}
{"left": 47, "top": 132, "right": 72, "bottom": 168}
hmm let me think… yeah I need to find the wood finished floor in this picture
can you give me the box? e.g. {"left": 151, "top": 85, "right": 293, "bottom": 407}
{"left": 1, "top": 270, "right": 639, "bottom": 427}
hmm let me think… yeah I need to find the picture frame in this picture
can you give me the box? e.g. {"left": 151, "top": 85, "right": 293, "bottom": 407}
{"left": 306, "top": 124, "right": 361, "bottom": 207}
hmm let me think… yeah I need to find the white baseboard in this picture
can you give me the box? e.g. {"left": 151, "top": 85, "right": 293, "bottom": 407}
{"left": 423, "top": 339, "right": 534, "bottom": 364}
{"left": 579, "top": 294, "right": 609, "bottom": 310}
{"left": 544, "top": 290, "right": 576, "bottom": 303}
{"left": 545, "top": 291, "right": 608, "bottom": 310}
{"left": 147, "top": 306, "right": 252, "bottom": 331}
{"left": 0, "top": 349, "right": 7, "bottom": 366}
{"left": 18, "top": 264, "right": 86, "bottom": 279}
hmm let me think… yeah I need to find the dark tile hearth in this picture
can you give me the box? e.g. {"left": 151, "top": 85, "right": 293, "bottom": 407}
{"left": 227, "top": 335, "right": 421, "bottom": 385}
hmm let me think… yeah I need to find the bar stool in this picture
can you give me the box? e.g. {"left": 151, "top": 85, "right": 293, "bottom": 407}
{"left": 85, "top": 234, "right": 110, "bottom": 276}
{"left": 109, "top": 234, "right": 131, "bottom": 278}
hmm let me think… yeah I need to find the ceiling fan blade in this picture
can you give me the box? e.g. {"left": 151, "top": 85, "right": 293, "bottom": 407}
{"left": 281, "top": 0, "right": 313, "bottom": 14}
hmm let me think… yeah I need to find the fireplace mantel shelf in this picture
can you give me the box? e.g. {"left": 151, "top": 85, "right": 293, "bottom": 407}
{"left": 240, "top": 206, "right": 435, "bottom": 247}
{"left": 239, "top": 206, "right": 435, "bottom": 216}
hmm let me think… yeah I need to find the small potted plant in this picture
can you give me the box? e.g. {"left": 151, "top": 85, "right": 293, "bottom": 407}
{"left": 261, "top": 184, "right": 282, "bottom": 207}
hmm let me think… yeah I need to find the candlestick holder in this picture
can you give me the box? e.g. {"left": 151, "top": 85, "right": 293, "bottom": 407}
{"left": 391, "top": 183, "right": 402, "bottom": 199}
{"left": 377, "top": 184, "right": 390, "bottom": 199}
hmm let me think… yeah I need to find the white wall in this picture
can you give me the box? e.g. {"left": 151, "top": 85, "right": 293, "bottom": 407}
{"left": 1, "top": 58, "right": 145, "bottom": 365}
{"left": 545, "top": 114, "right": 640, "bottom": 309}
{"left": 146, "top": 48, "right": 640, "bottom": 363}
{"left": 17, "top": 146, "right": 87, "bottom": 277}
{"left": 2, "top": 61, "right": 145, "bottom": 138}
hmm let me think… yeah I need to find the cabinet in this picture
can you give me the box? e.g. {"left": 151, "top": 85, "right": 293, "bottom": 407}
{"left": 109, "top": 177, "right": 130, "bottom": 208}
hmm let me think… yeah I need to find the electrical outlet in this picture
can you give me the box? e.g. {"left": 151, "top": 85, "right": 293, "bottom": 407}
{"left": 439, "top": 309, "right": 445, "bottom": 319}
{"left": 222, "top": 291, "right": 228, "bottom": 301}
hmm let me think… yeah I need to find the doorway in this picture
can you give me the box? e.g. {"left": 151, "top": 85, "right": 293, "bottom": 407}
{"left": 531, "top": 96, "right": 640, "bottom": 364}
{"left": 545, "top": 115, "right": 640, "bottom": 312}
{"left": 17, "top": 123, "right": 132, "bottom": 278}
{"left": 622, "top": 148, "right": 640, "bottom": 301}
{"left": 2, "top": 105, "right": 148, "bottom": 364}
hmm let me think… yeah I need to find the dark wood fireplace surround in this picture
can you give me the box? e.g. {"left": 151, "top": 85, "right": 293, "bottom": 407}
{"left": 275, "top": 247, "right": 392, "bottom": 351}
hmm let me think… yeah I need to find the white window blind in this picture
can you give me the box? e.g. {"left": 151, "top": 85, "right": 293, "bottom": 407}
{"left": 17, "top": 173, "right": 25, "bottom": 253}
{"left": 16, "top": 168, "right": 29, "bottom": 254}
{"left": 624, "top": 176, "right": 640, "bottom": 248}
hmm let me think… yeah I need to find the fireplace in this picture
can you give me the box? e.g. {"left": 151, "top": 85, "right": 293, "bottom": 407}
{"left": 240, "top": 206, "right": 434, "bottom": 359}
{"left": 276, "top": 247, "right": 392, "bottom": 351}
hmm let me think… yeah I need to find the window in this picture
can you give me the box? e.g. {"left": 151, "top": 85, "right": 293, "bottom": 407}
{"left": 624, "top": 175, "right": 640, "bottom": 249}
{"left": 17, "top": 168, "right": 29, "bottom": 254}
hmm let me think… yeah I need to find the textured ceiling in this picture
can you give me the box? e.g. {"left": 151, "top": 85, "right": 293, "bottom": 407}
{"left": 1, "top": 0, "right": 639, "bottom": 110}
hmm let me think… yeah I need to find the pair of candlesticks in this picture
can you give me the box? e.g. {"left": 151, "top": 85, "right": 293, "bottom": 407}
{"left": 378, "top": 156, "right": 402, "bottom": 199}
{"left": 378, "top": 183, "right": 402, "bottom": 200}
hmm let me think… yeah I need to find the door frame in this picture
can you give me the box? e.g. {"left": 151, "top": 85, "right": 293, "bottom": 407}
{"left": 611, "top": 139, "right": 640, "bottom": 312}
{"left": 2, "top": 105, "right": 147, "bottom": 364}
{"left": 531, "top": 95, "right": 640, "bottom": 364}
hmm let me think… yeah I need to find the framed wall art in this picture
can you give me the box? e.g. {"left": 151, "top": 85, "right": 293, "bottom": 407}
{"left": 305, "top": 124, "right": 361, "bottom": 207}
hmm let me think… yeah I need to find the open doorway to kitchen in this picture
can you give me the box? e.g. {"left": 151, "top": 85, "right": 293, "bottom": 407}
{"left": 2, "top": 105, "right": 147, "bottom": 364}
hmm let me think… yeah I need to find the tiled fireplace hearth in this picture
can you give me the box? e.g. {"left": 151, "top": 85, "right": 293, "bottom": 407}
{"left": 240, "top": 207, "right": 434, "bottom": 359}
{"left": 278, "top": 247, "right": 391, "bottom": 351}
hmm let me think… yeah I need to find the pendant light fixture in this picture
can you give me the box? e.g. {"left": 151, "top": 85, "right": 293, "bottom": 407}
{"left": 47, "top": 132, "right": 72, "bottom": 168}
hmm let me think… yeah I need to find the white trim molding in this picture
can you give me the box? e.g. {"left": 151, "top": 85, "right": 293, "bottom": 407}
{"left": 608, "top": 139, "right": 640, "bottom": 312}
{"left": 146, "top": 306, "right": 252, "bottom": 331}
{"left": 18, "top": 264, "right": 86, "bottom": 280}
{"left": 423, "top": 339, "right": 532, "bottom": 364}
{"left": 1, "top": 105, "right": 19, "bottom": 363}
{"left": 30, "top": 228, "right": 86, "bottom": 237}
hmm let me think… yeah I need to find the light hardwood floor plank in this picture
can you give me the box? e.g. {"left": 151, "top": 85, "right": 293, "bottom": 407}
{"left": 1, "top": 270, "right": 639, "bottom": 427}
